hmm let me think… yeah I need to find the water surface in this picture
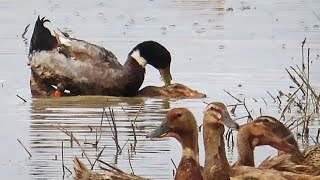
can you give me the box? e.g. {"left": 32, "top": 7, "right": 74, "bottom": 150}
{"left": 0, "top": 0, "right": 320, "bottom": 179}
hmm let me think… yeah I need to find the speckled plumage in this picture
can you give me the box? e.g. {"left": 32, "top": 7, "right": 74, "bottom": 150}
{"left": 28, "top": 16, "right": 172, "bottom": 97}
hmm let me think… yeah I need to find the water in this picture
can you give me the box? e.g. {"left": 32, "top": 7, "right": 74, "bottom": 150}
{"left": 0, "top": 0, "right": 320, "bottom": 179}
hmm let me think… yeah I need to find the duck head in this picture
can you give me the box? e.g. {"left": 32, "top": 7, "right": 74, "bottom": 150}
{"left": 147, "top": 108, "right": 197, "bottom": 142}
{"left": 130, "top": 41, "right": 172, "bottom": 86}
{"left": 239, "top": 116, "right": 294, "bottom": 153}
{"left": 203, "top": 102, "right": 239, "bottom": 130}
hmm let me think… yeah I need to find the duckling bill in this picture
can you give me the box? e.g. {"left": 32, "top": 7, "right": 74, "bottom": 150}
{"left": 28, "top": 16, "right": 172, "bottom": 97}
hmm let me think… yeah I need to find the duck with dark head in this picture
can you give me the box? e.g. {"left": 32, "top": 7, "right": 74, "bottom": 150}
{"left": 28, "top": 16, "right": 172, "bottom": 97}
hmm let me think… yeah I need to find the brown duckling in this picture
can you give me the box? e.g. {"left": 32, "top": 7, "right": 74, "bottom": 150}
{"left": 234, "top": 116, "right": 294, "bottom": 167}
{"left": 202, "top": 103, "right": 320, "bottom": 179}
{"left": 147, "top": 108, "right": 204, "bottom": 180}
{"left": 255, "top": 116, "right": 320, "bottom": 175}
{"left": 202, "top": 102, "right": 239, "bottom": 180}
{"left": 137, "top": 83, "right": 206, "bottom": 98}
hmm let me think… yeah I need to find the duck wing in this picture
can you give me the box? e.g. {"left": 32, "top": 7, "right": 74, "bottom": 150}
{"left": 258, "top": 154, "right": 319, "bottom": 175}
{"left": 54, "top": 33, "right": 121, "bottom": 69}
{"left": 29, "top": 16, "right": 121, "bottom": 68}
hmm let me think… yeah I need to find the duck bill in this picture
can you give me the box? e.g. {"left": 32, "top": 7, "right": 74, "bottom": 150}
{"left": 262, "top": 131, "right": 294, "bottom": 153}
{"left": 159, "top": 66, "right": 172, "bottom": 86}
{"left": 147, "top": 121, "right": 171, "bottom": 138}
{"left": 222, "top": 112, "right": 240, "bottom": 130}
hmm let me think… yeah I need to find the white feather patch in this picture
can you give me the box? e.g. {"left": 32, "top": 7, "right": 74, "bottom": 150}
{"left": 58, "top": 36, "right": 71, "bottom": 46}
{"left": 130, "top": 50, "right": 147, "bottom": 68}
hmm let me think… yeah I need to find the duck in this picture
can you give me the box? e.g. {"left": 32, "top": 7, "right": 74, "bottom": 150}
{"left": 202, "top": 102, "right": 240, "bottom": 180}
{"left": 147, "top": 108, "right": 204, "bottom": 180}
{"left": 255, "top": 116, "right": 320, "bottom": 175}
{"left": 202, "top": 102, "right": 320, "bottom": 180}
{"left": 136, "top": 83, "right": 206, "bottom": 98}
{"left": 73, "top": 108, "right": 204, "bottom": 180}
{"left": 233, "top": 116, "right": 294, "bottom": 167}
{"left": 73, "top": 156, "right": 147, "bottom": 180}
{"left": 28, "top": 16, "right": 172, "bottom": 97}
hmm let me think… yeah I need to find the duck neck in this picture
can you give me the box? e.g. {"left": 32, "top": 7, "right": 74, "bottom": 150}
{"left": 179, "top": 130, "right": 199, "bottom": 165}
{"left": 290, "top": 142, "right": 305, "bottom": 164}
{"left": 203, "top": 122, "right": 230, "bottom": 179}
{"left": 236, "top": 128, "right": 255, "bottom": 166}
{"left": 113, "top": 56, "right": 145, "bottom": 96}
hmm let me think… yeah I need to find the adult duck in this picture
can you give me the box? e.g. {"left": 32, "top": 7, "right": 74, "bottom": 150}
{"left": 255, "top": 116, "right": 320, "bottom": 175}
{"left": 147, "top": 108, "right": 203, "bottom": 180}
{"left": 202, "top": 102, "right": 319, "bottom": 180}
{"left": 28, "top": 16, "right": 172, "bottom": 97}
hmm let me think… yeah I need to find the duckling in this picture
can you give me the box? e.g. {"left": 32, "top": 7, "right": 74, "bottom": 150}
{"left": 255, "top": 116, "right": 320, "bottom": 175}
{"left": 137, "top": 83, "right": 206, "bottom": 98}
{"left": 202, "top": 102, "right": 239, "bottom": 180}
{"left": 234, "top": 116, "right": 294, "bottom": 167}
{"left": 202, "top": 103, "right": 320, "bottom": 179}
{"left": 73, "top": 157, "right": 147, "bottom": 180}
{"left": 28, "top": 16, "right": 172, "bottom": 97}
{"left": 147, "top": 108, "right": 204, "bottom": 180}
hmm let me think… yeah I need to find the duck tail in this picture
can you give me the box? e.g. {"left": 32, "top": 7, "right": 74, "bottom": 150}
{"left": 29, "top": 16, "right": 58, "bottom": 54}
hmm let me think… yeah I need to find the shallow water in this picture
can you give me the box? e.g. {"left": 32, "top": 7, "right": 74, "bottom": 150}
{"left": 0, "top": 0, "right": 320, "bottom": 179}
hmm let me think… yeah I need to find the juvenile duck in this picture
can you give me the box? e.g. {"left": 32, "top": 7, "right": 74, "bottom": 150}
{"left": 234, "top": 116, "right": 294, "bottom": 167}
{"left": 255, "top": 116, "right": 320, "bottom": 175}
{"left": 28, "top": 16, "right": 172, "bottom": 97}
{"left": 147, "top": 108, "right": 204, "bottom": 180}
{"left": 137, "top": 83, "right": 206, "bottom": 98}
{"left": 202, "top": 102, "right": 239, "bottom": 180}
{"left": 202, "top": 103, "right": 319, "bottom": 179}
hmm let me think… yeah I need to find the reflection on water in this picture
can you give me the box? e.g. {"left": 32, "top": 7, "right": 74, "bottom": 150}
{"left": 0, "top": 0, "right": 320, "bottom": 179}
{"left": 29, "top": 97, "right": 172, "bottom": 179}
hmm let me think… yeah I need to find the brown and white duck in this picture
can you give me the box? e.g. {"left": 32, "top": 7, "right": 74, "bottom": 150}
{"left": 28, "top": 16, "right": 172, "bottom": 97}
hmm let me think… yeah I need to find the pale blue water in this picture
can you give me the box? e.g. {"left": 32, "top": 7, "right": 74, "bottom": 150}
{"left": 0, "top": 0, "right": 319, "bottom": 179}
